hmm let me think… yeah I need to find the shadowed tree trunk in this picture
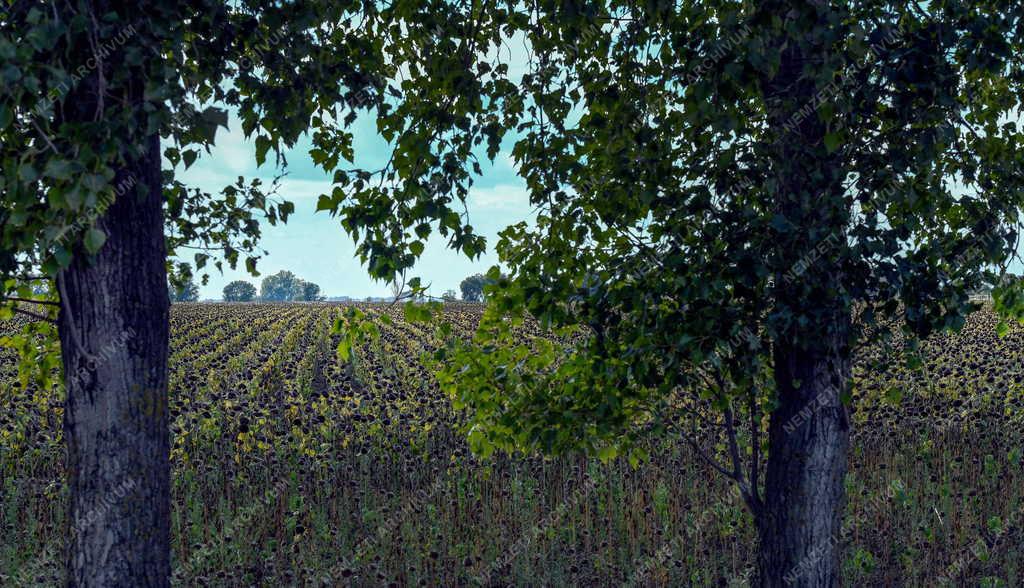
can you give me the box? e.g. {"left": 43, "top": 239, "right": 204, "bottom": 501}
{"left": 758, "top": 316, "right": 851, "bottom": 587}
{"left": 55, "top": 3, "right": 170, "bottom": 583}
{"left": 58, "top": 133, "right": 169, "bottom": 586}
{"left": 755, "top": 2, "right": 851, "bottom": 585}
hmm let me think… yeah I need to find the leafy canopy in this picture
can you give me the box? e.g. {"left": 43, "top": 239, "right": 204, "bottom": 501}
{"left": 299, "top": 281, "right": 322, "bottom": 302}
{"left": 168, "top": 279, "right": 200, "bottom": 302}
{"left": 419, "top": 1, "right": 1024, "bottom": 462}
{"left": 4, "top": 0, "right": 1024, "bottom": 470}
{"left": 1, "top": 0, "right": 514, "bottom": 383}
{"left": 459, "top": 273, "right": 486, "bottom": 302}
{"left": 223, "top": 280, "right": 257, "bottom": 302}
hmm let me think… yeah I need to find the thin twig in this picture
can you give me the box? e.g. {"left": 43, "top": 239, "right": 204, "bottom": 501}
{"left": 31, "top": 119, "right": 60, "bottom": 154}
{"left": 722, "top": 401, "right": 756, "bottom": 509}
{"left": 679, "top": 430, "right": 734, "bottom": 480}
{"left": 749, "top": 387, "right": 762, "bottom": 508}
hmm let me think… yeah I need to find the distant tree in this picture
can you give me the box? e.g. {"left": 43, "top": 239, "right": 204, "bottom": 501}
{"left": 261, "top": 271, "right": 300, "bottom": 301}
{"left": 459, "top": 274, "right": 485, "bottom": 302}
{"left": 442, "top": 289, "right": 457, "bottom": 302}
{"left": 168, "top": 280, "right": 199, "bottom": 302}
{"left": 299, "top": 281, "right": 323, "bottom": 301}
{"left": 223, "top": 280, "right": 257, "bottom": 302}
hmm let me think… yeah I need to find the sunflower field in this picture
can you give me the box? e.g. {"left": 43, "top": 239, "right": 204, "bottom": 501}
{"left": 1, "top": 303, "right": 1022, "bottom": 586}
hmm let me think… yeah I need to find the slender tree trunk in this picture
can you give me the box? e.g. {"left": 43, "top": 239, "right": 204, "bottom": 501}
{"left": 757, "top": 318, "right": 851, "bottom": 587}
{"left": 754, "top": 2, "right": 851, "bottom": 584}
{"left": 59, "top": 133, "right": 170, "bottom": 587}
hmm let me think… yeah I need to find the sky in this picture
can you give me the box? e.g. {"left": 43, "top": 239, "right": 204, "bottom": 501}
{"left": 177, "top": 33, "right": 537, "bottom": 301}
{"left": 174, "top": 28, "right": 1022, "bottom": 301}
{"left": 176, "top": 108, "right": 534, "bottom": 301}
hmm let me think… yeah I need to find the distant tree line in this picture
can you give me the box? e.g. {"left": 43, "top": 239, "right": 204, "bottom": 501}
{"left": 259, "top": 270, "right": 322, "bottom": 301}
{"left": 223, "top": 280, "right": 257, "bottom": 302}
{"left": 174, "top": 270, "right": 498, "bottom": 303}
{"left": 168, "top": 270, "right": 324, "bottom": 302}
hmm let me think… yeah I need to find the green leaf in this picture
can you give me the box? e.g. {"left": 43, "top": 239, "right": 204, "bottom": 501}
{"left": 201, "top": 106, "right": 229, "bottom": 130}
{"left": 53, "top": 247, "right": 72, "bottom": 269}
{"left": 824, "top": 132, "right": 841, "bottom": 153}
{"left": 883, "top": 386, "right": 903, "bottom": 405}
{"left": 255, "top": 136, "right": 272, "bottom": 166}
{"left": 43, "top": 159, "right": 74, "bottom": 181}
{"left": 404, "top": 301, "right": 438, "bottom": 323}
{"left": 17, "top": 163, "right": 38, "bottom": 183}
{"left": 182, "top": 150, "right": 198, "bottom": 169}
{"left": 597, "top": 445, "right": 618, "bottom": 463}
{"left": 83, "top": 228, "right": 107, "bottom": 254}
{"left": 337, "top": 337, "right": 352, "bottom": 362}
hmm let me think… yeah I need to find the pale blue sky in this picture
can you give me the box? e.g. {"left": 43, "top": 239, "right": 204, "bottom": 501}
{"left": 178, "top": 34, "right": 537, "bottom": 300}
{"left": 176, "top": 109, "right": 533, "bottom": 300}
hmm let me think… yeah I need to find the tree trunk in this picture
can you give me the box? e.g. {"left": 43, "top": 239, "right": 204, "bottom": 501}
{"left": 753, "top": 1, "right": 851, "bottom": 584}
{"left": 757, "top": 321, "right": 851, "bottom": 587}
{"left": 58, "top": 132, "right": 170, "bottom": 586}
{"left": 50, "top": 2, "right": 170, "bottom": 584}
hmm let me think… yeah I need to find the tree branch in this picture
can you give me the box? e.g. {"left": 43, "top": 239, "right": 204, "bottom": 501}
{"left": 12, "top": 307, "right": 57, "bottom": 324}
{"left": 31, "top": 119, "right": 60, "bottom": 154}
{"left": 722, "top": 401, "right": 758, "bottom": 511}
{"left": 679, "top": 428, "right": 735, "bottom": 480}
{"left": 749, "top": 386, "right": 763, "bottom": 509}
{"left": 4, "top": 297, "right": 60, "bottom": 307}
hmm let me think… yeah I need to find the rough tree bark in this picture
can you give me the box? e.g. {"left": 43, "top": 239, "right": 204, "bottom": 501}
{"left": 755, "top": 1, "right": 852, "bottom": 585}
{"left": 757, "top": 319, "right": 851, "bottom": 587}
{"left": 58, "top": 134, "right": 169, "bottom": 586}
{"left": 56, "top": 3, "right": 170, "bottom": 584}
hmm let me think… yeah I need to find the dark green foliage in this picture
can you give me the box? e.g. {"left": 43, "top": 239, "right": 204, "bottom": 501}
{"left": 260, "top": 270, "right": 299, "bottom": 301}
{"left": 459, "top": 274, "right": 485, "bottom": 302}
{"left": 412, "top": 0, "right": 1024, "bottom": 465}
{"left": 169, "top": 279, "right": 200, "bottom": 302}
{"left": 260, "top": 270, "right": 321, "bottom": 301}
{"left": 223, "top": 280, "right": 256, "bottom": 302}
{"left": 299, "top": 281, "right": 322, "bottom": 302}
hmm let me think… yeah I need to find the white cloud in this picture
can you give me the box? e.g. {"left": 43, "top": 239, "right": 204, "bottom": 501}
{"left": 273, "top": 177, "right": 334, "bottom": 201}
{"left": 209, "top": 120, "right": 257, "bottom": 173}
{"left": 175, "top": 165, "right": 332, "bottom": 202}
{"left": 467, "top": 183, "right": 531, "bottom": 212}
